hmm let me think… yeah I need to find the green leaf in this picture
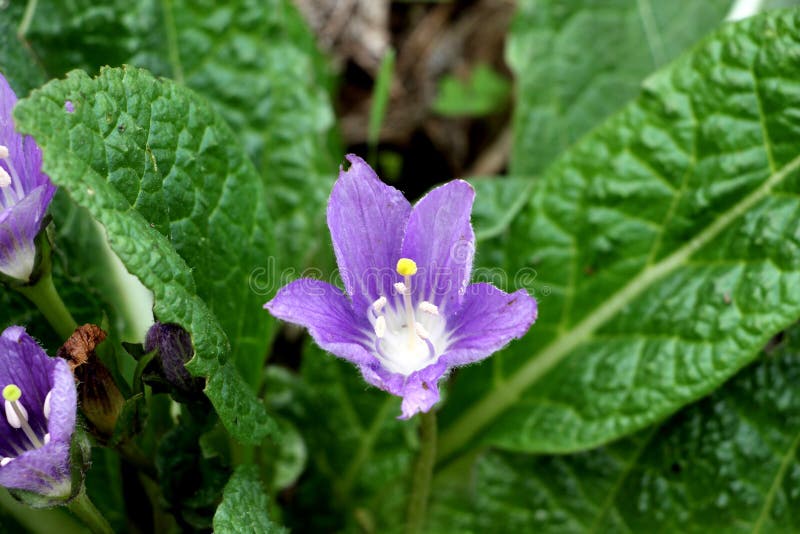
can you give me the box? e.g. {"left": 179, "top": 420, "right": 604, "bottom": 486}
{"left": 433, "top": 64, "right": 511, "bottom": 117}
{"left": 508, "top": 0, "right": 732, "bottom": 175}
{"left": 270, "top": 344, "right": 413, "bottom": 531}
{"left": 469, "top": 177, "right": 535, "bottom": 243}
{"left": 205, "top": 362, "right": 277, "bottom": 445}
{"left": 369, "top": 49, "right": 396, "bottom": 149}
{"left": 431, "top": 328, "right": 800, "bottom": 532}
{"left": 13, "top": 66, "right": 274, "bottom": 441}
{"left": 439, "top": 10, "right": 800, "bottom": 457}
{"left": 213, "top": 465, "right": 286, "bottom": 534}
{"left": 26, "top": 0, "right": 341, "bottom": 272}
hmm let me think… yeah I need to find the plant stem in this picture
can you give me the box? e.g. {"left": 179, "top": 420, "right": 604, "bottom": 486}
{"left": 67, "top": 490, "right": 113, "bottom": 534}
{"left": 17, "top": 0, "right": 39, "bottom": 40}
{"left": 405, "top": 410, "right": 437, "bottom": 534}
{"left": 17, "top": 271, "right": 78, "bottom": 340}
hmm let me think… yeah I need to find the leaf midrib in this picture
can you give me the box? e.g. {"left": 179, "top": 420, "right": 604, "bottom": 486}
{"left": 438, "top": 152, "right": 800, "bottom": 461}
{"left": 752, "top": 428, "right": 800, "bottom": 533}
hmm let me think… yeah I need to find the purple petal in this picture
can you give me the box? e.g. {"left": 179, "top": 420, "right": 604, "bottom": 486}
{"left": 400, "top": 180, "right": 475, "bottom": 312}
{"left": 0, "top": 185, "right": 55, "bottom": 280}
{"left": 0, "top": 328, "right": 76, "bottom": 496}
{"left": 0, "top": 74, "right": 51, "bottom": 194}
{"left": 440, "top": 283, "right": 537, "bottom": 367}
{"left": 47, "top": 358, "right": 77, "bottom": 445}
{"left": 360, "top": 360, "right": 448, "bottom": 419}
{"left": 265, "top": 278, "right": 378, "bottom": 366}
{"left": 327, "top": 154, "right": 412, "bottom": 315}
{"left": 0, "top": 440, "right": 72, "bottom": 497}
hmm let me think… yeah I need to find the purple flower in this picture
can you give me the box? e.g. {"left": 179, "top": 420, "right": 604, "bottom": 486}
{"left": 0, "top": 326, "right": 77, "bottom": 499}
{"left": 265, "top": 155, "right": 537, "bottom": 418}
{"left": 0, "top": 74, "right": 57, "bottom": 282}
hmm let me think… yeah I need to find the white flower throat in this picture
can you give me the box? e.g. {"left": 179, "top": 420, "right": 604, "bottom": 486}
{"left": 1, "top": 383, "right": 52, "bottom": 467}
{"left": 368, "top": 258, "right": 449, "bottom": 376}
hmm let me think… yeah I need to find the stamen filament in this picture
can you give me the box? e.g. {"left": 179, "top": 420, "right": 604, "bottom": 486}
{"left": 3, "top": 157, "right": 24, "bottom": 199}
{"left": 0, "top": 167, "right": 11, "bottom": 188}
{"left": 43, "top": 390, "right": 52, "bottom": 420}
{"left": 10, "top": 401, "right": 42, "bottom": 449}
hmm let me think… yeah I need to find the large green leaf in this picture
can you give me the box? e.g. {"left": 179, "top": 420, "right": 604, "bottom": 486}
{"left": 25, "top": 0, "right": 340, "bottom": 273}
{"left": 135, "top": 0, "right": 339, "bottom": 272}
{"left": 430, "top": 328, "right": 800, "bottom": 533}
{"left": 439, "top": 10, "right": 800, "bottom": 457}
{"left": 508, "top": 0, "right": 732, "bottom": 175}
{"left": 13, "top": 66, "right": 273, "bottom": 443}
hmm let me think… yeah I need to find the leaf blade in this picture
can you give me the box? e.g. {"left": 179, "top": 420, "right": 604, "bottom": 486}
{"left": 440, "top": 9, "right": 800, "bottom": 457}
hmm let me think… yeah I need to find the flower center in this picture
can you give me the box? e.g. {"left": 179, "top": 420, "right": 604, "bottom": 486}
{"left": 368, "top": 258, "right": 448, "bottom": 376}
{"left": 1, "top": 383, "right": 52, "bottom": 467}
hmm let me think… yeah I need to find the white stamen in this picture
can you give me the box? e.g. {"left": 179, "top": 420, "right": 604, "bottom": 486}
{"left": 43, "top": 433, "right": 51, "bottom": 445}
{"left": 0, "top": 457, "right": 12, "bottom": 467}
{"left": 43, "top": 390, "right": 52, "bottom": 420}
{"left": 0, "top": 167, "right": 11, "bottom": 188}
{"left": 415, "top": 322, "right": 430, "bottom": 339}
{"left": 0, "top": 145, "right": 8, "bottom": 159}
{"left": 394, "top": 282, "right": 409, "bottom": 295}
{"left": 371, "top": 296, "right": 387, "bottom": 314}
{"left": 419, "top": 301, "right": 439, "bottom": 315}
{"left": 4, "top": 399, "right": 27, "bottom": 429}
{"left": 374, "top": 316, "right": 386, "bottom": 338}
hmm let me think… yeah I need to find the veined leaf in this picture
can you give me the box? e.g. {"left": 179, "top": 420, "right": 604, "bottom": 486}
{"left": 508, "top": 0, "right": 732, "bottom": 176}
{"left": 270, "top": 343, "right": 412, "bottom": 532}
{"left": 213, "top": 465, "right": 286, "bottom": 534}
{"left": 439, "top": 10, "right": 800, "bottom": 457}
{"left": 14, "top": 66, "right": 274, "bottom": 443}
{"left": 430, "top": 328, "right": 800, "bottom": 533}
{"left": 25, "top": 0, "right": 340, "bottom": 273}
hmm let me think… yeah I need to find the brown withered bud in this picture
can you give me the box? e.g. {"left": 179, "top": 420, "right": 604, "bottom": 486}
{"left": 58, "top": 324, "right": 125, "bottom": 441}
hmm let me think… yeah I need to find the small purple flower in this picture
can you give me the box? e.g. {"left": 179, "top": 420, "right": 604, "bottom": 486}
{"left": 266, "top": 155, "right": 537, "bottom": 418}
{"left": 0, "top": 326, "right": 77, "bottom": 499}
{"left": 0, "top": 74, "right": 57, "bottom": 282}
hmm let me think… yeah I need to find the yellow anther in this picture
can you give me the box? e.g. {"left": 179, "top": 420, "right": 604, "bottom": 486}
{"left": 2, "top": 384, "right": 21, "bottom": 402}
{"left": 396, "top": 258, "right": 418, "bottom": 277}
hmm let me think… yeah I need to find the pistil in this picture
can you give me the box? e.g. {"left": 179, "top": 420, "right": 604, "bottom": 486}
{"left": 396, "top": 258, "right": 419, "bottom": 348}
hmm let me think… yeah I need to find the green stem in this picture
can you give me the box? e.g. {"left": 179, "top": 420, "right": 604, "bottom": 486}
{"left": 67, "top": 490, "right": 113, "bottom": 534}
{"left": 405, "top": 410, "right": 437, "bottom": 534}
{"left": 17, "top": 271, "right": 78, "bottom": 340}
{"left": 17, "top": 0, "right": 39, "bottom": 39}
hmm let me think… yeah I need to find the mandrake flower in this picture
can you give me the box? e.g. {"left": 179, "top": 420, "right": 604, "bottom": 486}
{"left": 266, "top": 155, "right": 537, "bottom": 418}
{"left": 0, "top": 73, "right": 57, "bottom": 283}
{"left": 0, "top": 326, "right": 77, "bottom": 500}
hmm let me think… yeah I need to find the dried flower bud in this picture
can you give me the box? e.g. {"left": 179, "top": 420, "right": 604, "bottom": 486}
{"left": 58, "top": 325, "right": 124, "bottom": 441}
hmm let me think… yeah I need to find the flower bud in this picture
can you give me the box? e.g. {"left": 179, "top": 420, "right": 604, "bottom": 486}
{"left": 145, "top": 323, "right": 204, "bottom": 398}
